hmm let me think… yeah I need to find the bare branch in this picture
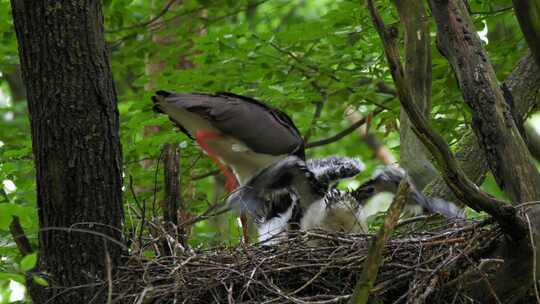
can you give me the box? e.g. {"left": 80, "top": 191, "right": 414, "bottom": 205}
{"left": 9, "top": 216, "right": 33, "bottom": 256}
{"left": 428, "top": 0, "right": 540, "bottom": 205}
{"left": 349, "top": 179, "right": 409, "bottom": 304}
{"left": 163, "top": 143, "right": 187, "bottom": 248}
{"left": 306, "top": 109, "right": 383, "bottom": 148}
{"left": 394, "top": 0, "right": 437, "bottom": 189}
{"left": 366, "top": 0, "right": 526, "bottom": 238}
{"left": 345, "top": 108, "right": 397, "bottom": 165}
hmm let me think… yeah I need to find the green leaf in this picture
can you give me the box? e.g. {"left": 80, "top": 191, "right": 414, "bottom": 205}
{"left": 20, "top": 253, "right": 37, "bottom": 272}
{"left": 32, "top": 275, "right": 49, "bottom": 286}
{"left": 0, "top": 272, "right": 25, "bottom": 283}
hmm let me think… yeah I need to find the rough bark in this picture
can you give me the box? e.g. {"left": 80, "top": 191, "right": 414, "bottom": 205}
{"left": 366, "top": 0, "right": 525, "bottom": 239}
{"left": 395, "top": 0, "right": 437, "bottom": 189}
{"left": 426, "top": 1, "right": 540, "bottom": 301}
{"left": 10, "top": 1, "right": 125, "bottom": 303}
{"left": 163, "top": 143, "right": 187, "bottom": 248}
{"left": 424, "top": 52, "right": 540, "bottom": 201}
{"left": 429, "top": 0, "right": 540, "bottom": 204}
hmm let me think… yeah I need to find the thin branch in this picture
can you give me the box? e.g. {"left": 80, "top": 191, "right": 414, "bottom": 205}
{"left": 306, "top": 109, "right": 383, "bottom": 148}
{"left": 349, "top": 179, "right": 410, "bottom": 304}
{"left": 106, "top": 0, "right": 178, "bottom": 33}
{"left": 470, "top": 6, "right": 513, "bottom": 15}
{"left": 9, "top": 216, "right": 33, "bottom": 256}
{"left": 191, "top": 169, "right": 220, "bottom": 180}
{"left": 365, "top": 0, "right": 526, "bottom": 238}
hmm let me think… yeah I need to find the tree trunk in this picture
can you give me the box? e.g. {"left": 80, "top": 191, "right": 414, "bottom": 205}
{"left": 427, "top": 0, "right": 540, "bottom": 301}
{"left": 423, "top": 52, "right": 540, "bottom": 201}
{"left": 429, "top": 0, "right": 540, "bottom": 204}
{"left": 163, "top": 143, "right": 186, "bottom": 248}
{"left": 395, "top": 0, "right": 437, "bottom": 189}
{"left": 10, "top": 1, "right": 125, "bottom": 303}
{"left": 512, "top": 0, "right": 540, "bottom": 67}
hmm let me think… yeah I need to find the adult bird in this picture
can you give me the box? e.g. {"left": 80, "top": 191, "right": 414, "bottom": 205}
{"left": 152, "top": 91, "right": 305, "bottom": 242}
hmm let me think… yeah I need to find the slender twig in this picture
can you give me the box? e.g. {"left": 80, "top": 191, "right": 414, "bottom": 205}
{"left": 349, "top": 180, "right": 410, "bottom": 304}
{"left": 106, "top": 0, "right": 178, "bottom": 33}
{"left": 306, "top": 109, "right": 383, "bottom": 148}
{"left": 129, "top": 175, "right": 146, "bottom": 249}
{"left": 192, "top": 169, "right": 220, "bottom": 180}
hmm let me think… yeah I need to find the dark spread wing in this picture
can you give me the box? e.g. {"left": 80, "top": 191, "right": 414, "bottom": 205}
{"left": 152, "top": 91, "right": 304, "bottom": 158}
{"left": 227, "top": 156, "right": 323, "bottom": 220}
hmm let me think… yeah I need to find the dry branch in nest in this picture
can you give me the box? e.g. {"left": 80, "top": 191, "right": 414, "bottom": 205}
{"left": 104, "top": 218, "right": 517, "bottom": 304}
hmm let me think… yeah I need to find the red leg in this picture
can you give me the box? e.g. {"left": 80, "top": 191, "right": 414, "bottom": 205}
{"left": 195, "top": 130, "right": 248, "bottom": 243}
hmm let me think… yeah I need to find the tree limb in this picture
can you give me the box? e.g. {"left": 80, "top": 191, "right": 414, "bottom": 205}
{"left": 394, "top": 0, "right": 437, "bottom": 189}
{"left": 423, "top": 52, "right": 540, "bottom": 201}
{"left": 428, "top": 0, "right": 540, "bottom": 205}
{"left": 9, "top": 216, "right": 33, "bottom": 256}
{"left": 366, "top": 0, "right": 526, "bottom": 238}
{"left": 306, "top": 109, "right": 383, "bottom": 148}
{"left": 163, "top": 143, "right": 187, "bottom": 248}
{"left": 345, "top": 108, "right": 397, "bottom": 165}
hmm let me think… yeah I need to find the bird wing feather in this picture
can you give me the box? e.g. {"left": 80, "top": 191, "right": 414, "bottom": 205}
{"left": 152, "top": 91, "right": 304, "bottom": 157}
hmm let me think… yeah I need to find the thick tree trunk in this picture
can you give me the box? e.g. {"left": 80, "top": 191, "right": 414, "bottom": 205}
{"left": 395, "top": 0, "right": 437, "bottom": 189}
{"left": 10, "top": 1, "right": 125, "bottom": 303}
{"left": 429, "top": 0, "right": 540, "bottom": 204}
{"left": 424, "top": 52, "right": 540, "bottom": 201}
{"left": 427, "top": 1, "right": 540, "bottom": 301}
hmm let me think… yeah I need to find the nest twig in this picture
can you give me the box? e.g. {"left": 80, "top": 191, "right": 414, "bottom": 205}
{"left": 105, "top": 217, "right": 503, "bottom": 303}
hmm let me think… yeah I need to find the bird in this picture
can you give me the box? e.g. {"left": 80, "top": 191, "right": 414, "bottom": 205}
{"left": 151, "top": 91, "right": 305, "bottom": 242}
{"left": 228, "top": 157, "right": 464, "bottom": 244}
{"left": 354, "top": 165, "right": 465, "bottom": 219}
{"left": 151, "top": 91, "right": 464, "bottom": 244}
{"left": 227, "top": 155, "right": 368, "bottom": 243}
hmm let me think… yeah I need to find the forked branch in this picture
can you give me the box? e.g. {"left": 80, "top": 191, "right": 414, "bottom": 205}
{"left": 365, "top": 0, "right": 526, "bottom": 238}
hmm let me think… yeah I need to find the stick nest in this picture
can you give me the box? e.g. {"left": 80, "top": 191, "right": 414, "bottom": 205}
{"left": 113, "top": 218, "right": 504, "bottom": 303}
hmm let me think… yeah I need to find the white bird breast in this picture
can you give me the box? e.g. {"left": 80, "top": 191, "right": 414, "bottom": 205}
{"left": 257, "top": 203, "right": 295, "bottom": 244}
{"left": 301, "top": 197, "right": 368, "bottom": 234}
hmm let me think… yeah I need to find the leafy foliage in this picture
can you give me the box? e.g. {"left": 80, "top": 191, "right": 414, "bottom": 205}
{"left": 0, "top": 0, "right": 531, "bottom": 300}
